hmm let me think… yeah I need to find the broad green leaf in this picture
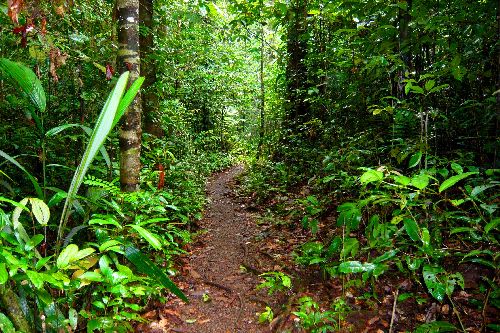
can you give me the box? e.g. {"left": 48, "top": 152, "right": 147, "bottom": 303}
{"left": 439, "top": 172, "right": 478, "bottom": 193}
{"left": 414, "top": 321, "right": 457, "bottom": 333}
{"left": 403, "top": 218, "right": 420, "bottom": 241}
{"left": 339, "top": 261, "right": 364, "bottom": 273}
{"left": 122, "top": 244, "right": 188, "bottom": 302}
{"left": 47, "top": 191, "right": 67, "bottom": 207}
{"left": 485, "top": 218, "right": 500, "bottom": 234}
{"left": 372, "top": 250, "right": 398, "bottom": 263}
{"left": 450, "top": 227, "right": 475, "bottom": 235}
{"left": 393, "top": 175, "right": 411, "bottom": 186}
{"left": 281, "top": 275, "right": 291, "bottom": 288}
{"left": 29, "top": 198, "right": 50, "bottom": 226}
{"left": 360, "top": 169, "right": 383, "bottom": 184}
{"left": 0, "top": 58, "right": 46, "bottom": 112}
{"left": 129, "top": 225, "right": 163, "bottom": 250}
{"left": 411, "top": 174, "right": 430, "bottom": 190}
{"left": 26, "top": 270, "right": 44, "bottom": 289}
{"left": 0, "top": 313, "right": 15, "bottom": 333}
{"left": 421, "top": 228, "right": 430, "bottom": 248}
{"left": 0, "top": 263, "right": 8, "bottom": 284}
{"left": 450, "top": 162, "right": 463, "bottom": 174}
{"left": 25, "top": 234, "right": 44, "bottom": 251}
{"left": 340, "top": 237, "right": 359, "bottom": 258}
{"left": 99, "top": 239, "right": 123, "bottom": 252}
{"left": 89, "top": 217, "right": 122, "bottom": 228}
{"left": 78, "top": 271, "right": 103, "bottom": 282}
{"left": 74, "top": 248, "right": 95, "bottom": 261}
{"left": 35, "top": 256, "right": 53, "bottom": 270}
{"left": 410, "top": 85, "right": 424, "bottom": 94}
{"left": 57, "top": 244, "right": 79, "bottom": 269}
{"left": 422, "top": 265, "right": 446, "bottom": 301}
{"left": 337, "top": 203, "right": 362, "bottom": 230}
{"left": 424, "top": 80, "right": 435, "bottom": 91}
{"left": 408, "top": 151, "right": 422, "bottom": 168}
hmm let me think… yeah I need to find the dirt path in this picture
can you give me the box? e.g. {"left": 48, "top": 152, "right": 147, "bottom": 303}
{"left": 144, "top": 166, "right": 268, "bottom": 333}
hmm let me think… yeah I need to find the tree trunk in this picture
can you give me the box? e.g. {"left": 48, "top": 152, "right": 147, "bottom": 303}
{"left": 140, "top": 0, "right": 164, "bottom": 137}
{"left": 284, "top": 0, "right": 309, "bottom": 136}
{"left": 117, "top": 0, "right": 142, "bottom": 192}
{"left": 257, "top": 20, "right": 265, "bottom": 159}
{"left": 0, "top": 285, "right": 34, "bottom": 333}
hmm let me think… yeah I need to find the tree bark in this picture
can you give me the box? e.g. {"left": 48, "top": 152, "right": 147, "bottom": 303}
{"left": 257, "top": 19, "right": 265, "bottom": 159}
{"left": 117, "top": 0, "right": 142, "bottom": 192}
{"left": 140, "top": 0, "right": 164, "bottom": 137}
{"left": 284, "top": 0, "right": 309, "bottom": 135}
{"left": 0, "top": 285, "right": 34, "bottom": 333}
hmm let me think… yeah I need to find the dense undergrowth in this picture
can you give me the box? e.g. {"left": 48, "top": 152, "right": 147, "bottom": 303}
{"left": 0, "top": 59, "right": 233, "bottom": 332}
{"left": 239, "top": 142, "right": 499, "bottom": 332}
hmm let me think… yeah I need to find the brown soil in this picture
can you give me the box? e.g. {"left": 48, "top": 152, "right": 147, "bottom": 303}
{"left": 138, "top": 165, "right": 270, "bottom": 333}
{"left": 137, "top": 166, "right": 498, "bottom": 333}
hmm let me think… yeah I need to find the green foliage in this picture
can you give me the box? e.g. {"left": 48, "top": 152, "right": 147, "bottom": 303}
{"left": 257, "top": 306, "right": 274, "bottom": 324}
{"left": 256, "top": 271, "right": 292, "bottom": 295}
{"left": 58, "top": 71, "right": 143, "bottom": 243}
{"left": 292, "top": 297, "right": 349, "bottom": 333}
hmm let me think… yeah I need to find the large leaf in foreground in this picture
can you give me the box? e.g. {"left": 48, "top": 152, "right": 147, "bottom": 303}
{"left": 122, "top": 244, "right": 188, "bottom": 302}
{"left": 57, "top": 72, "right": 142, "bottom": 243}
{"left": 0, "top": 58, "right": 46, "bottom": 112}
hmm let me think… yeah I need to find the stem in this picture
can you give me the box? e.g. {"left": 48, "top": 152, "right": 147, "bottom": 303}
{"left": 447, "top": 295, "right": 466, "bottom": 333}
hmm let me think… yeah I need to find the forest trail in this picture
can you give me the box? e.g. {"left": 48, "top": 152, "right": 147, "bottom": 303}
{"left": 143, "top": 165, "right": 268, "bottom": 333}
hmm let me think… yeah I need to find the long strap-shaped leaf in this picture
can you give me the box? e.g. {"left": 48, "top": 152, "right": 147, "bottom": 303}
{"left": 0, "top": 150, "right": 43, "bottom": 199}
{"left": 0, "top": 58, "right": 46, "bottom": 112}
{"left": 122, "top": 244, "right": 188, "bottom": 302}
{"left": 57, "top": 72, "right": 132, "bottom": 244}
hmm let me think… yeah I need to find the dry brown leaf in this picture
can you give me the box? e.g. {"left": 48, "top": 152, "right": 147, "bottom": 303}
{"left": 8, "top": 0, "right": 23, "bottom": 24}
{"left": 367, "top": 316, "right": 380, "bottom": 326}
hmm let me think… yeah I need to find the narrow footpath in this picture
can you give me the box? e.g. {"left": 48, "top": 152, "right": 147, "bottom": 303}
{"left": 142, "top": 165, "right": 269, "bottom": 333}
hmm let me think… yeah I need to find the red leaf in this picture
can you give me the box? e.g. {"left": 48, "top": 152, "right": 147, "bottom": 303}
{"left": 12, "top": 21, "right": 34, "bottom": 48}
{"left": 7, "top": 0, "right": 24, "bottom": 24}
{"left": 105, "top": 63, "right": 114, "bottom": 80}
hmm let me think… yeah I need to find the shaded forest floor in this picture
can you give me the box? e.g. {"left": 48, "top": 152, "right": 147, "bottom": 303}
{"left": 137, "top": 165, "right": 496, "bottom": 333}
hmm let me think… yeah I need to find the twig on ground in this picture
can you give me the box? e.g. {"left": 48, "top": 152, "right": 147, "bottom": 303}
{"left": 389, "top": 289, "right": 399, "bottom": 333}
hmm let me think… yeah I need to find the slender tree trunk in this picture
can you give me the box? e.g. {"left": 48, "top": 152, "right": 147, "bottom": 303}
{"left": 257, "top": 20, "right": 265, "bottom": 159}
{"left": 117, "top": 0, "right": 142, "bottom": 192}
{"left": 396, "top": 0, "right": 412, "bottom": 99}
{"left": 140, "top": 0, "right": 164, "bottom": 137}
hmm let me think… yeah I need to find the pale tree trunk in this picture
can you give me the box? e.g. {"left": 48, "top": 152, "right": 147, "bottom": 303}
{"left": 140, "top": 0, "right": 164, "bottom": 137}
{"left": 117, "top": 0, "right": 142, "bottom": 192}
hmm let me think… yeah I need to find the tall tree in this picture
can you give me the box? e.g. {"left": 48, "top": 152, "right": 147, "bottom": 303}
{"left": 284, "top": 0, "right": 309, "bottom": 142}
{"left": 257, "top": 1, "right": 265, "bottom": 158}
{"left": 140, "top": 0, "right": 164, "bottom": 137}
{"left": 117, "top": 0, "right": 142, "bottom": 191}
